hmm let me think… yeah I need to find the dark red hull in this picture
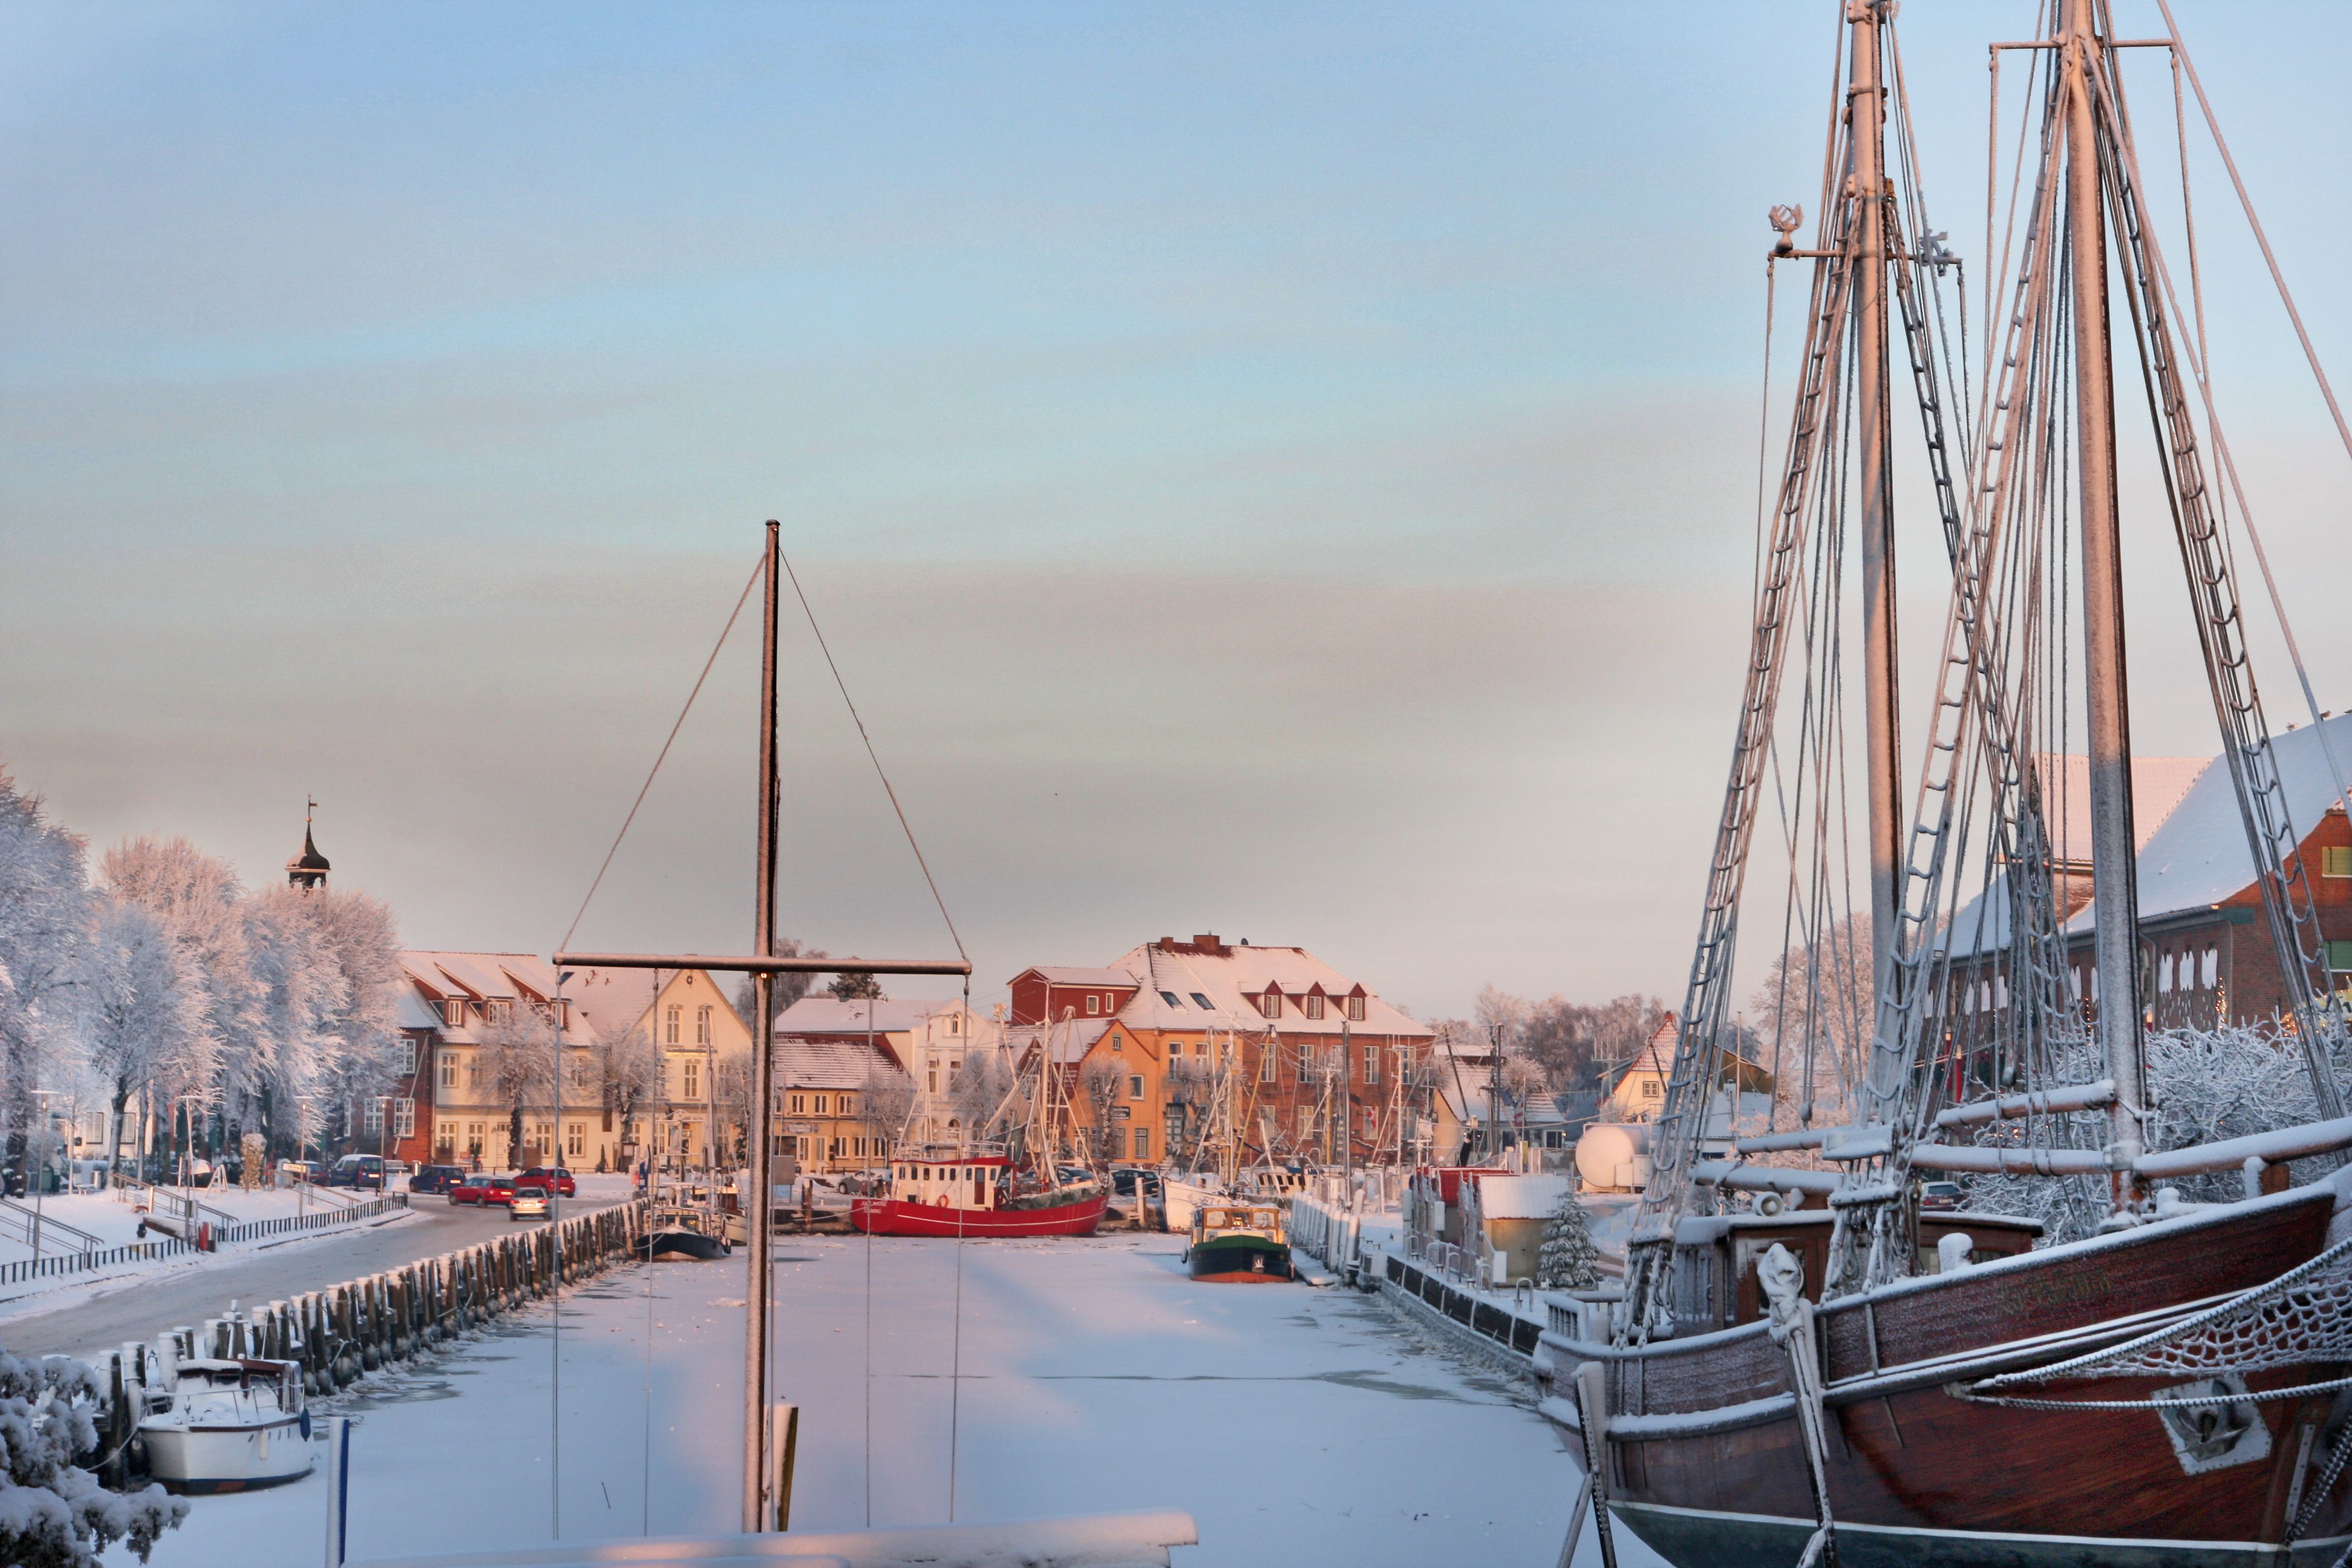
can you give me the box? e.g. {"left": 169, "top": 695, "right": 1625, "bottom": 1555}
{"left": 1540, "top": 1175, "right": 2352, "bottom": 1564}
{"left": 847, "top": 1193, "right": 1106, "bottom": 1238}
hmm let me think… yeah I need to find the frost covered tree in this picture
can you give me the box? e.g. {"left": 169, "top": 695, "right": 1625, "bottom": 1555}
{"left": 827, "top": 970, "right": 885, "bottom": 1002}
{"left": 474, "top": 1002, "right": 557, "bottom": 1165}
{"left": 1748, "top": 913, "right": 1874, "bottom": 1126}
{"left": 729, "top": 939, "right": 820, "bottom": 1034}
{"left": 299, "top": 887, "right": 405, "bottom": 1135}
{"left": 1537, "top": 1189, "right": 1601, "bottom": 1290}
{"left": 77, "top": 897, "right": 206, "bottom": 1177}
{"left": 240, "top": 884, "right": 345, "bottom": 1145}
{"left": 593, "top": 1021, "right": 661, "bottom": 1170}
{"left": 0, "top": 773, "right": 91, "bottom": 1167}
{"left": 0, "top": 1348, "right": 183, "bottom": 1566}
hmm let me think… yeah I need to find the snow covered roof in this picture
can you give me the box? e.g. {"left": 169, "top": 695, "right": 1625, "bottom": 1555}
{"left": 2091, "top": 714, "right": 2352, "bottom": 924}
{"left": 775, "top": 997, "right": 969, "bottom": 1035}
{"left": 1471, "top": 1172, "right": 1571, "bottom": 1221}
{"left": 393, "top": 988, "right": 443, "bottom": 1032}
{"left": 1006, "top": 1018, "right": 1113, "bottom": 1064}
{"left": 777, "top": 1035, "right": 909, "bottom": 1086}
{"left": 1098, "top": 939, "right": 1431, "bottom": 1040}
{"left": 2034, "top": 752, "right": 2209, "bottom": 864}
{"left": 1021, "top": 966, "right": 1139, "bottom": 987}
{"left": 1948, "top": 721, "right": 2352, "bottom": 956}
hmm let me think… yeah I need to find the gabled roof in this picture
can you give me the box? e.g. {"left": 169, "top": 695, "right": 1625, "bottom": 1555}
{"left": 1949, "top": 720, "right": 2352, "bottom": 956}
{"left": 1016, "top": 966, "right": 1140, "bottom": 988}
{"left": 2034, "top": 752, "right": 2209, "bottom": 866}
{"left": 1100, "top": 940, "right": 1430, "bottom": 1039}
{"left": 776, "top": 1036, "right": 910, "bottom": 1088}
{"left": 399, "top": 951, "right": 678, "bottom": 1047}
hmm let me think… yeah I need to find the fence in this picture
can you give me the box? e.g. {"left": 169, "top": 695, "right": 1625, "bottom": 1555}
{"left": 93, "top": 1199, "right": 650, "bottom": 1486}
{"left": 0, "top": 1236, "right": 194, "bottom": 1287}
{"left": 211, "top": 1191, "right": 407, "bottom": 1244}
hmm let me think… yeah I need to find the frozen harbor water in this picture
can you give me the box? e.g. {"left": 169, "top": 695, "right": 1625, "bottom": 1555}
{"left": 120, "top": 1231, "right": 1640, "bottom": 1567}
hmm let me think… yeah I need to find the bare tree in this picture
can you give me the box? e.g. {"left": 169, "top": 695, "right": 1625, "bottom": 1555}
{"left": 860, "top": 1062, "right": 916, "bottom": 1159}
{"left": 593, "top": 1020, "right": 661, "bottom": 1173}
{"left": 474, "top": 1002, "right": 557, "bottom": 1166}
{"left": 1748, "top": 912, "right": 1873, "bottom": 1126}
{"left": 1076, "top": 1057, "right": 1129, "bottom": 1168}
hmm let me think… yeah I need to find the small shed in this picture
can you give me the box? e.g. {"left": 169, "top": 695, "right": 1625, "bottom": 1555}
{"left": 1466, "top": 1172, "right": 1573, "bottom": 1286}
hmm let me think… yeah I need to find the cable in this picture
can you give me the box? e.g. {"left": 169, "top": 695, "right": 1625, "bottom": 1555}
{"left": 779, "top": 555, "right": 969, "bottom": 964}
{"left": 558, "top": 557, "right": 766, "bottom": 956}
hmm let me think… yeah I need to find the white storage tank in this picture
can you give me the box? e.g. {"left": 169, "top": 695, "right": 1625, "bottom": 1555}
{"left": 1575, "top": 1123, "right": 1653, "bottom": 1192}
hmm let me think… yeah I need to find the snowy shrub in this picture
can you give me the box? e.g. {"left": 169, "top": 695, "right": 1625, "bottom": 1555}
{"left": 1537, "top": 1189, "right": 1601, "bottom": 1290}
{"left": 1956, "top": 1022, "right": 2342, "bottom": 1243}
{"left": 0, "top": 1351, "right": 183, "bottom": 1567}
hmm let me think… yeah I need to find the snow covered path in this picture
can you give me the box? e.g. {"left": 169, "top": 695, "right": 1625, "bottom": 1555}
{"left": 129, "top": 1232, "right": 1655, "bottom": 1568}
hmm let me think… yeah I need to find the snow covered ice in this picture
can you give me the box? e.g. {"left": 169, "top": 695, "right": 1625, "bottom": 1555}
{"left": 114, "top": 1233, "right": 1645, "bottom": 1568}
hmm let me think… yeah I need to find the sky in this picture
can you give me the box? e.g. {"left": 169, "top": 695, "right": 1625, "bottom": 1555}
{"left": 7, "top": 1, "right": 2352, "bottom": 1023}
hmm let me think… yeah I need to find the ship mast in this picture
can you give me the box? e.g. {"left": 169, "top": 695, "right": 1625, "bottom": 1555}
{"left": 1851, "top": 0, "right": 1901, "bottom": 1015}
{"left": 2061, "top": 0, "right": 2147, "bottom": 1210}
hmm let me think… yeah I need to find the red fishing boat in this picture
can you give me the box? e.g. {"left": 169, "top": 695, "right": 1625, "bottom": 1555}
{"left": 848, "top": 1154, "right": 1108, "bottom": 1238}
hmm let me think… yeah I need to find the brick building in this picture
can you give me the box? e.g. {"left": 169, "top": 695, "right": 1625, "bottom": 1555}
{"left": 1010, "top": 934, "right": 1434, "bottom": 1168}
{"left": 1947, "top": 718, "right": 2352, "bottom": 1041}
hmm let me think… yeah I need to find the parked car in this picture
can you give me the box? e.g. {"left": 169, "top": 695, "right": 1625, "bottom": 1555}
{"left": 325, "top": 1154, "right": 385, "bottom": 1191}
{"left": 451, "top": 1172, "right": 517, "bottom": 1207}
{"left": 408, "top": 1164, "right": 467, "bottom": 1195}
{"left": 1109, "top": 1167, "right": 1163, "bottom": 1198}
{"left": 1919, "top": 1180, "right": 1965, "bottom": 1212}
{"left": 514, "top": 1167, "right": 577, "bottom": 1198}
{"left": 509, "top": 1189, "right": 549, "bottom": 1220}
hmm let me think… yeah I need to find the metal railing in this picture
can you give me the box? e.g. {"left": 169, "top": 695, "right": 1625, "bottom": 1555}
{"left": 0, "top": 1236, "right": 192, "bottom": 1287}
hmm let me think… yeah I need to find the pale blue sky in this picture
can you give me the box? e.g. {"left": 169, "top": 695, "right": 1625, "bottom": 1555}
{"left": 7, "top": 2, "right": 2352, "bottom": 1018}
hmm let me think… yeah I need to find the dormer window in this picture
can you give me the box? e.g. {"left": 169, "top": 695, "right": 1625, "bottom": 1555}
{"left": 443, "top": 998, "right": 466, "bottom": 1027}
{"left": 1259, "top": 990, "right": 1282, "bottom": 1019}
{"left": 1086, "top": 995, "right": 1100, "bottom": 1016}
{"left": 485, "top": 999, "right": 512, "bottom": 1026}
{"left": 1304, "top": 994, "right": 1325, "bottom": 1020}
{"left": 1190, "top": 993, "right": 1212, "bottom": 1010}
{"left": 1347, "top": 995, "right": 1366, "bottom": 1022}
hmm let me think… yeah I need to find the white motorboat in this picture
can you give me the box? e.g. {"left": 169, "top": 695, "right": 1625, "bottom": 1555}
{"left": 139, "top": 1356, "right": 313, "bottom": 1493}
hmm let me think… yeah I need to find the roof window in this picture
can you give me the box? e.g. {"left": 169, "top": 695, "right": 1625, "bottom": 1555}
{"left": 1159, "top": 990, "right": 1182, "bottom": 1008}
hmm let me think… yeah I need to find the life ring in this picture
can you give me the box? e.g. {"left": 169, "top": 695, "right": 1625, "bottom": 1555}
{"left": 935, "top": 1195, "right": 950, "bottom": 1208}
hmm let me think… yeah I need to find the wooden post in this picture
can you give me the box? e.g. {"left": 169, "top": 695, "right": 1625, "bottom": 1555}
{"left": 771, "top": 1403, "right": 799, "bottom": 1530}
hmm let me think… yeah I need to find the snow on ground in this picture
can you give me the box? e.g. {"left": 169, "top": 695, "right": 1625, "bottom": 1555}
{"left": 122, "top": 1233, "right": 1659, "bottom": 1568}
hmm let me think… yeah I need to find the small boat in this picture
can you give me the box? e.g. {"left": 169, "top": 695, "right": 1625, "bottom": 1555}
{"left": 138, "top": 1356, "right": 312, "bottom": 1493}
{"left": 848, "top": 1154, "right": 1107, "bottom": 1238}
{"left": 1185, "top": 1203, "right": 1292, "bottom": 1282}
{"left": 637, "top": 1201, "right": 731, "bottom": 1261}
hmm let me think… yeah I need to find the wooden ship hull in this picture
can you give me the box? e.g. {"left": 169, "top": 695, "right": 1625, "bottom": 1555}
{"left": 847, "top": 1192, "right": 1106, "bottom": 1238}
{"left": 1540, "top": 1178, "right": 2352, "bottom": 1564}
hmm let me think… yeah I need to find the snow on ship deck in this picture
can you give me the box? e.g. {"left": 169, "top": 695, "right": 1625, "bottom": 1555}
{"left": 120, "top": 1232, "right": 1638, "bottom": 1568}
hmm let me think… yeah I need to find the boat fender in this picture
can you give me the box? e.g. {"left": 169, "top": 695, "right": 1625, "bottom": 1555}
{"left": 299, "top": 1410, "right": 312, "bottom": 1440}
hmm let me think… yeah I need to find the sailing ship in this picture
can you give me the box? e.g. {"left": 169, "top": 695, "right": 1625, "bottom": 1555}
{"left": 1544, "top": 4, "right": 2352, "bottom": 1563}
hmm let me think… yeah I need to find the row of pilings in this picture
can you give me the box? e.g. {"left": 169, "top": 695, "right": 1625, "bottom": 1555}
{"left": 97, "top": 1200, "right": 648, "bottom": 1486}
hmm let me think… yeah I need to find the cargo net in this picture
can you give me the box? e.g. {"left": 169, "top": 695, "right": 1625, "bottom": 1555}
{"left": 1961, "top": 1233, "right": 2352, "bottom": 1411}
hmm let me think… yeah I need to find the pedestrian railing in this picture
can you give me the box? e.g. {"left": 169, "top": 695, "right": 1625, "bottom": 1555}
{"left": 0, "top": 1236, "right": 192, "bottom": 1287}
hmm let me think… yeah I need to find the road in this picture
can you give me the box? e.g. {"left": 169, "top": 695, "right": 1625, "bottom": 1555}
{"left": 0, "top": 1192, "right": 632, "bottom": 1360}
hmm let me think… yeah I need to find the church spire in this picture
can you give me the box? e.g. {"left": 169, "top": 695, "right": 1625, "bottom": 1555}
{"left": 287, "top": 795, "right": 330, "bottom": 890}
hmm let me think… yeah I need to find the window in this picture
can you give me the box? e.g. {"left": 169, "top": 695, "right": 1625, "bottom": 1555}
{"left": 443, "top": 998, "right": 466, "bottom": 1027}
{"left": 466, "top": 1122, "right": 485, "bottom": 1152}
{"left": 1304, "top": 993, "right": 1325, "bottom": 1020}
{"left": 567, "top": 1123, "right": 585, "bottom": 1157}
{"left": 665, "top": 1006, "right": 681, "bottom": 1045}
{"left": 696, "top": 1006, "right": 712, "bottom": 1045}
{"left": 1297, "top": 1050, "right": 1313, "bottom": 1082}
{"left": 949, "top": 1014, "right": 959, "bottom": 1035}
{"left": 440, "top": 1053, "right": 457, "bottom": 1090}
{"left": 814, "top": 1093, "right": 829, "bottom": 1115}
{"left": 486, "top": 999, "right": 511, "bottom": 1026}
{"left": 1642, "top": 1079, "right": 1662, "bottom": 1099}
{"left": 394, "top": 1100, "right": 416, "bottom": 1139}
{"left": 2325, "top": 846, "right": 2352, "bottom": 878}
{"left": 928, "top": 1070, "right": 938, "bottom": 1091}
{"left": 1133, "top": 1128, "right": 1151, "bottom": 1160}
{"left": 1160, "top": 990, "right": 1182, "bottom": 1008}
{"left": 1347, "top": 995, "right": 1365, "bottom": 1022}
{"left": 1364, "top": 1045, "right": 1380, "bottom": 1084}
{"left": 1190, "top": 993, "right": 1213, "bottom": 1010}
{"left": 1086, "top": 995, "right": 1100, "bottom": 1016}
{"left": 2329, "top": 939, "right": 2352, "bottom": 973}
{"left": 1259, "top": 1048, "right": 1276, "bottom": 1083}
{"left": 789, "top": 1093, "right": 805, "bottom": 1114}
{"left": 1260, "top": 990, "right": 1282, "bottom": 1019}
{"left": 2159, "top": 952, "right": 2175, "bottom": 993}
{"left": 364, "top": 1101, "right": 385, "bottom": 1134}
{"left": 1110, "top": 1034, "right": 1123, "bottom": 1053}
{"left": 2203, "top": 946, "right": 2220, "bottom": 988}
{"left": 840, "top": 1093, "right": 857, "bottom": 1116}
{"left": 1129, "top": 1074, "right": 1145, "bottom": 1100}
{"left": 682, "top": 1059, "right": 701, "bottom": 1100}
{"left": 396, "top": 1040, "right": 418, "bottom": 1074}
{"left": 438, "top": 1120, "right": 456, "bottom": 1149}
{"left": 552, "top": 999, "right": 568, "bottom": 1029}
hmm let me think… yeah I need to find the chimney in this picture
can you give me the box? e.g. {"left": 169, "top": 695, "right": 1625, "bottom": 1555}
{"left": 1192, "top": 932, "right": 1224, "bottom": 956}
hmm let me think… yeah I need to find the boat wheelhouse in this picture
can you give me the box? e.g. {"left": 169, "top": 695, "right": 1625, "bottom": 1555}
{"left": 1186, "top": 1204, "right": 1292, "bottom": 1282}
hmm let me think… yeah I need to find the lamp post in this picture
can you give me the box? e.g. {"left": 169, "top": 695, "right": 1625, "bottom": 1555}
{"left": 27, "top": 1089, "right": 62, "bottom": 1258}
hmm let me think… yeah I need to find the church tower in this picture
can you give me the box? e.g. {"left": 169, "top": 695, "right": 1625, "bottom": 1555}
{"left": 287, "top": 797, "right": 330, "bottom": 890}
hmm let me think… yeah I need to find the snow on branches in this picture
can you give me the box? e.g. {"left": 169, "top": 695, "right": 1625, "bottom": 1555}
{"left": 0, "top": 1350, "right": 183, "bottom": 1567}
